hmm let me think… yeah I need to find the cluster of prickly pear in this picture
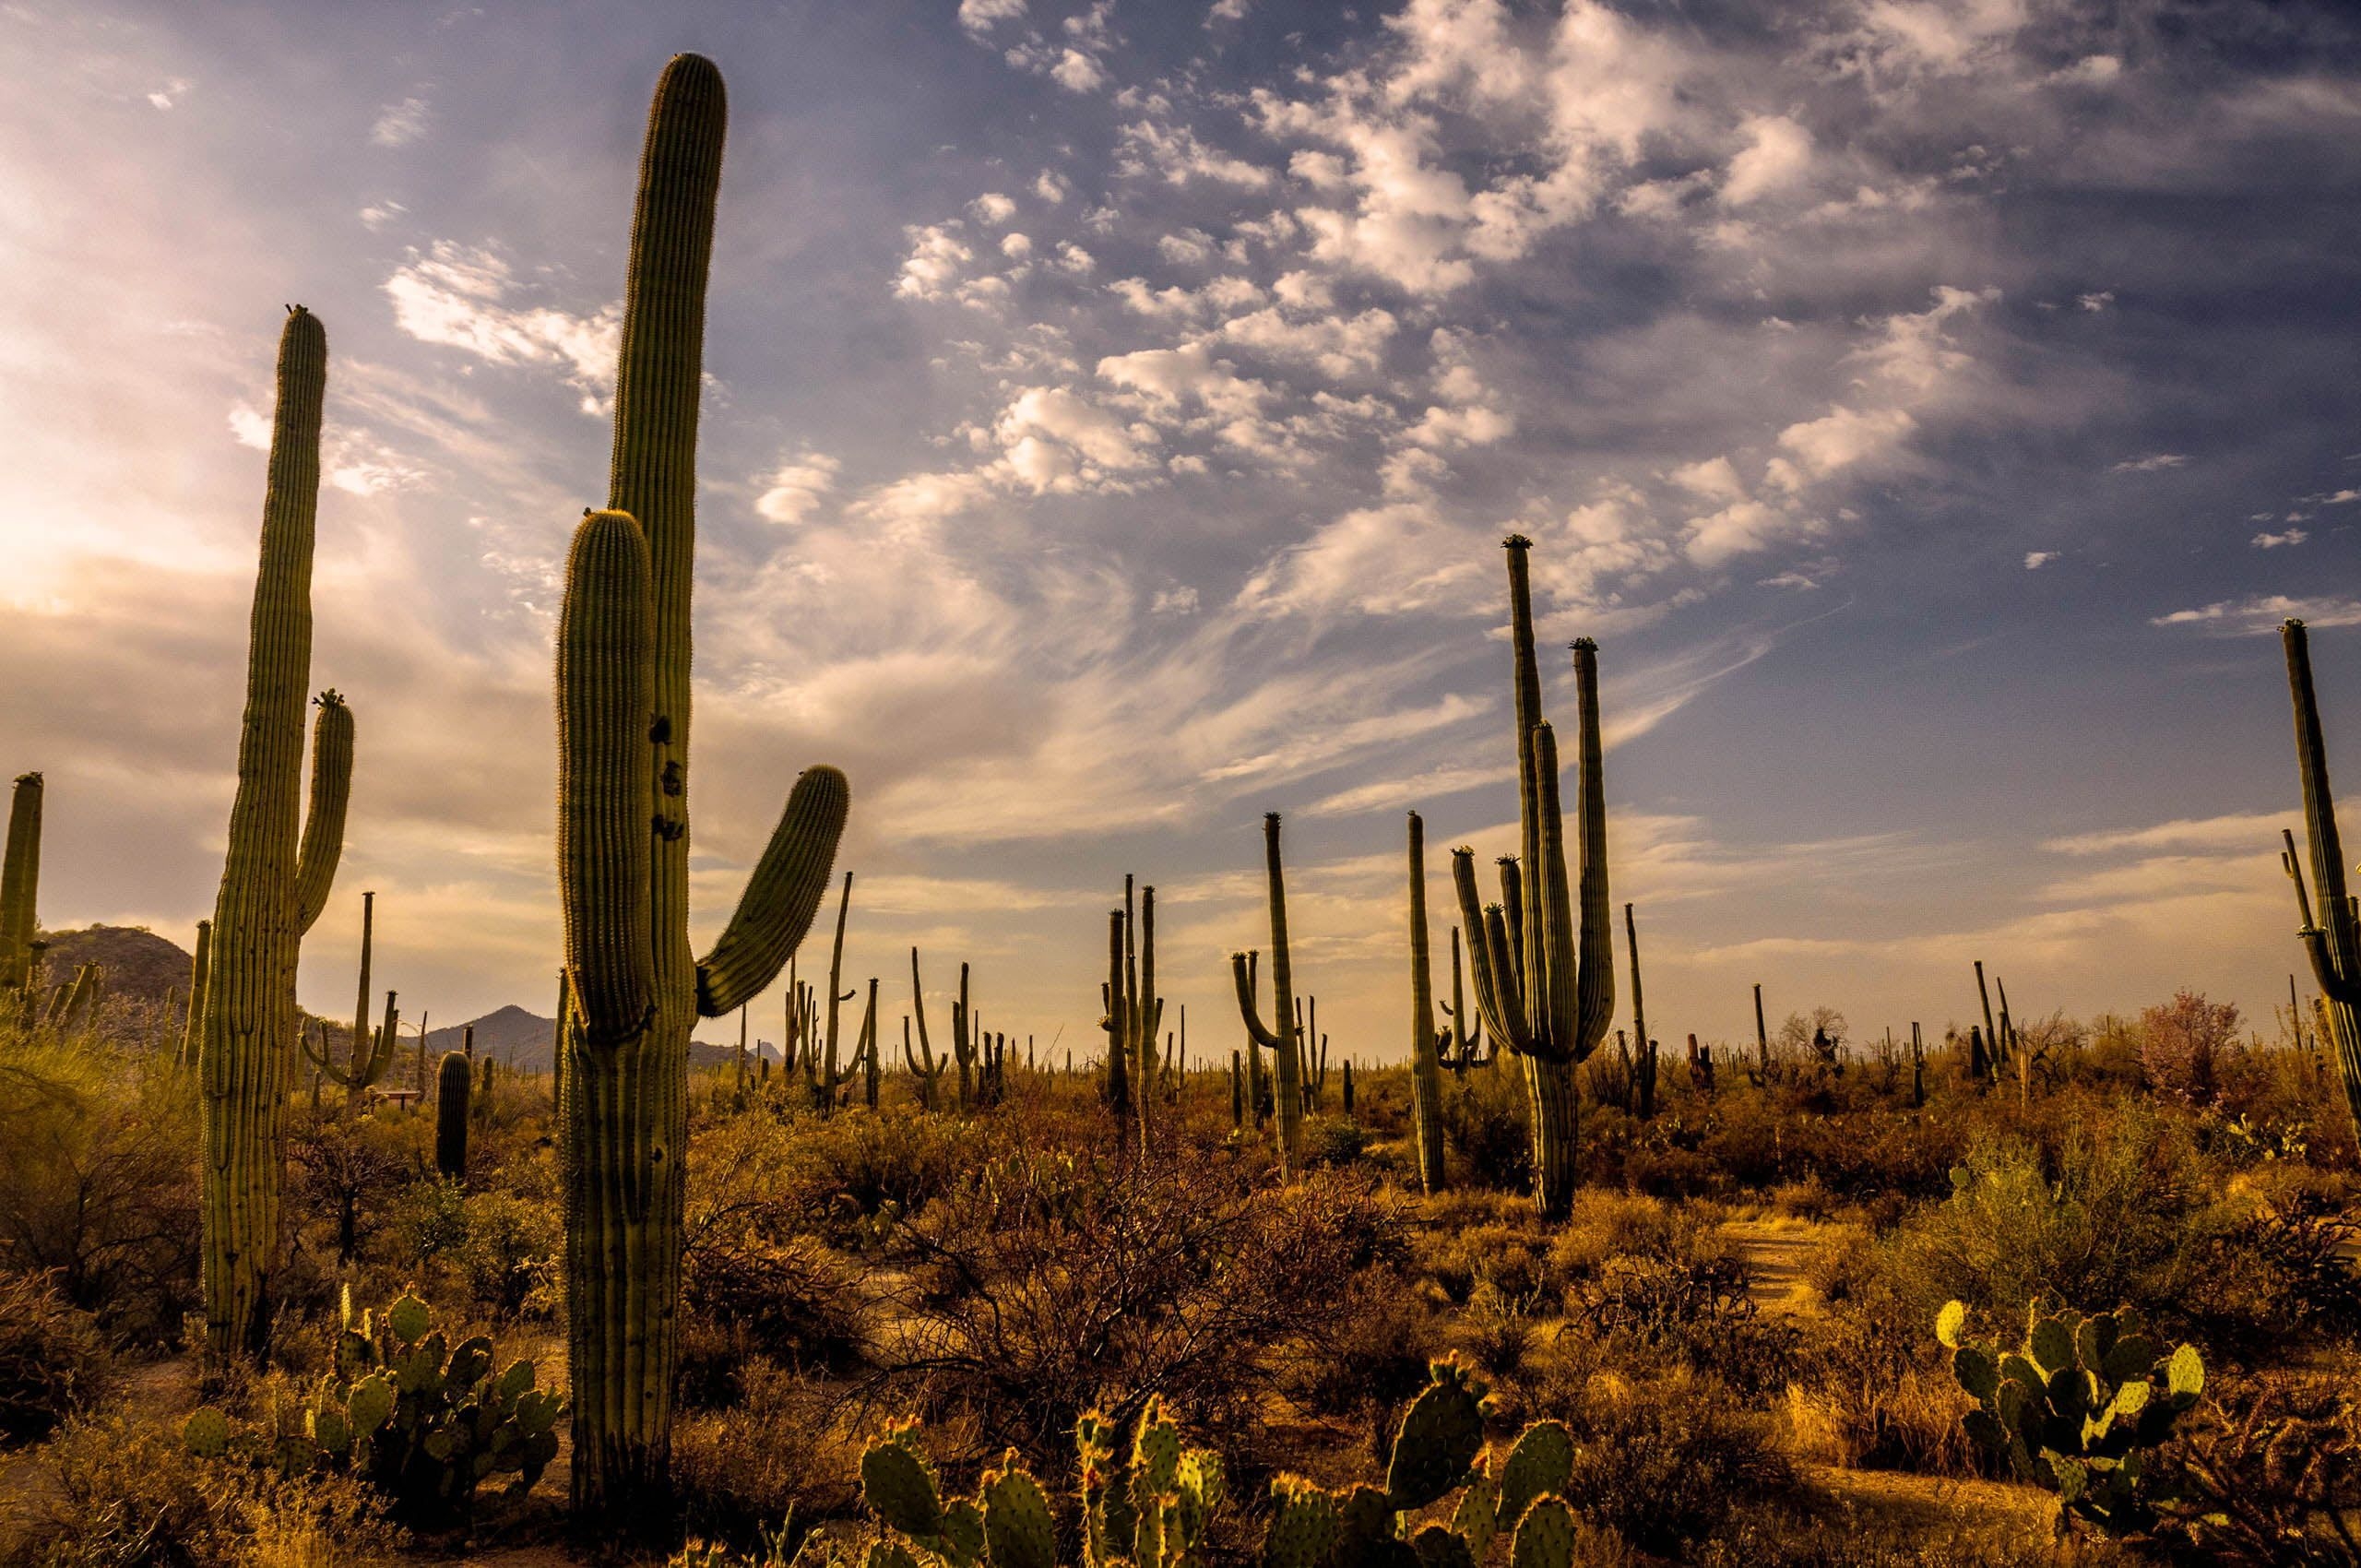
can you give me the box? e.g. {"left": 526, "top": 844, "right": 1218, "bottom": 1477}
{"left": 1939, "top": 1299, "right": 2204, "bottom": 1538}
{"left": 1264, "top": 1359, "right": 1580, "bottom": 1568}
{"left": 855, "top": 1398, "right": 1221, "bottom": 1568}
{"left": 185, "top": 1289, "right": 561, "bottom": 1525}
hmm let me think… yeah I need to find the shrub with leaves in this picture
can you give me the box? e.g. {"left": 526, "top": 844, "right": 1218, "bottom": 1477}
{"left": 0, "top": 1267, "right": 110, "bottom": 1443}
{"left": 184, "top": 1289, "right": 562, "bottom": 1527}
{"left": 1937, "top": 1299, "right": 2203, "bottom": 1538}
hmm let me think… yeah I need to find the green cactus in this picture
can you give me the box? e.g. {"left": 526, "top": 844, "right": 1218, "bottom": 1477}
{"left": 173, "top": 919, "right": 211, "bottom": 1069}
{"left": 1102, "top": 876, "right": 1164, "bottom": 1148}
{"left": 0, "top": 771, "right": 42, "bottom": 995}
{"left": 185, "top": 1289, "right": 561, "bottom": 1526}
{"left": 1232, "top": 813, "right": 1306, "bottom": 1177}
{"left": 2281, "top": 618, "right": 2361, "bottom": 1145}
{"left": 1624, "top": 904, "right": 1655, "bottom": 1121}
{"left": 196, "top": 307, "right": 355, "bottom": 1363}
{"left": 1436, "top": 925, "right": 1489, "bottom": 1076}
{"left": 1449, "top": 539, "right": 1614, "bottom": 1218}
{"left": 1406, "top": 812, "right": 1447, "bottom": 1194}
{"left": 795, "top": 873, "right": 863, "bottom": 1112}
{"left": 908, "top": 947, "right": 969, "bottom": 1111}
{"left": 555, "top": 53, "right": 849, "bottom": 1515}
{"left": 1940, "top": 1299, "right": 2204, "bottom": 1538}
{"left": 435, "top": 1051, "right": 471, "bottom": 1180}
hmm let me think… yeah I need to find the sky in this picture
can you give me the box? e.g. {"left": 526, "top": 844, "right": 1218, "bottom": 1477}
{"left": 1, "top": 0, "right": 2357, "bottom": 1063}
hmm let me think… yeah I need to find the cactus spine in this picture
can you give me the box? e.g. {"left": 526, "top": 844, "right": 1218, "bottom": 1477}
{"left": 1232, "top": 812, "right": 1305, "bottom": 1176}
{"left": 196, "top": 307, "right": 353, "bottom": 1363}
{"left": 1450, "top": 539, "right": 1613, "bottom": 1218}
{"left": 0, "top": 772, "right": 41, "bottom": 995}
{"left": 2281, "top": 618, "right": 2361, "bottom": 1143}
{"left": 555, "top": 53, "right": 848, "bottom": 1517}
{"left": 1406, "top": 812, "right": 1447, "bottom": 1194}
{"left": 435, "top": 1051, "right": 470, "bottom": 1180}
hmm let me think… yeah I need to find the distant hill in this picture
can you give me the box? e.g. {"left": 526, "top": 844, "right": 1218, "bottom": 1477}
{"left": 34, "top": 925, "right": 196, "bottom": 1009}
{"left": 421, "top": 1004, "right": 751, "bottom": 1072}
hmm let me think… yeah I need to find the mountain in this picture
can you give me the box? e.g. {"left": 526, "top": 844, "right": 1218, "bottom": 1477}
{"left": 423, "top": 1004, "right": 558, "bottom": 1069}
{"left": 419, "top": 1004, "right": 751, "bottom": 1072}
{"left": 34, "top": 925, "right": 196, "bottom": 1009}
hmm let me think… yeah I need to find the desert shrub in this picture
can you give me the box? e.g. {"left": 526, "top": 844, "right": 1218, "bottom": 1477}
{"left": 1273, "top": 1265, "right": 1444, "bottom": 1452}
{"left": 1797, "top": 1231, "right": 1987, "bottom": 1476}
{"left": 874, "top": 1147, "right": 1405, "bottom": 1467}
{"left": 1303, "top": 1113, "right": 1369, "bottom": 1168}
{"left": 286, "top": 1110, "right": 417, "bottom": 1269}
{"left": 1440, "top": 1067, "right": 1530, "bottom": 1194}
{"left": 1694, "top": 1497, "right": 2127, "bottom": 1568}
{"left": 25, "top": 1409, "right": 397, "bottom": 1568}
{"left": 680, "top": 1231, "right": 870, "bottom": 1408}
{"left": 2140, "top": 990, "right": 2242, "bottom": 1107}
{"left": 0, "top": 1032, "right": 201, "bottom": 1342}
{"left": 450, "top": 1189, "right": 561, "bottom": 1320}
{"left": 674, "top": 1359, "right": 864, "bottom": 1548}
{"left": 2154, "top": 1367, "right": 2361, "bottom": 1565}
{"left": 1548, "top": 1366, "right": 1792, "bottom": 1553}
{"left": 1880, "top": 1108, "right": 2232, "bottom": 1336}
{"left": 0, "top": 1268, "right": 110, "bottom": 1443}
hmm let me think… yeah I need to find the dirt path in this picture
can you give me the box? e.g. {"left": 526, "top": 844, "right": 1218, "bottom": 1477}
{"left": 1718, "top": 1217, "right": 1844, "bottom": 1316}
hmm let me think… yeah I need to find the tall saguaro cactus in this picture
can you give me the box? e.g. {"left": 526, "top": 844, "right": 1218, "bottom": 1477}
{"left": 300, "top": 890, "right": 393, "bottom": 1107}
{"left": 0, "top": 772, "right": 42, "bottom": 993}
{"left": 555, "top": 54, "right": 848, "bottom": 1519}
{"left": 1450, "top": 537, "right": 1613, "bottom": 1218}
{"left": 1232, "top": 812, "right": 1305, "bottom": 1177}
{"left": 1102, "top": 875, "right": 1163, "bottom": 1148}
{"left": 1406, "top": 812, "right": 1447, "bottom": 1194}
{"left": 196, "top": 307, "right": 354, "bottom": 1362}
{"left": 2281, "top": 618, "right": 2361, "bottom": 1144}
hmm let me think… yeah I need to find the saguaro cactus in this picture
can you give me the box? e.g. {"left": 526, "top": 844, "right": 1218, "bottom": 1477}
{"left": 1101, "top": 875, "right": 1163, "bottom": 1148}
{"left": 1626, "top": 903, "right": 1655, "bottom": 1121}
{"left": 435, "top": 1051, "right": 471, "bottom": 1180}
{"left": 0, "top": 772, "right": 42, "bottom": 993}
{"left": 1406, "top": 812, "right": 1447, "bottom": 1194}
{"left": 2281, "top": 618, "right": 2361, "bottom": 1144}
{"left": 1233, "top": 812, "right": 1306, "bottom": 1176}
{"left": 554, "top": 53, "right": 848, "bottom": 1518}
{"left": 1450, "top": 538, "right": 1613, "bottom": 1218}
{"left": 196, "top": 307, "right": 354, "bottom": 1363}
{"left": 301, "top": 891, "right": 394, "bottom": 1107}
{"left": 177, "top": 921, "right": 211, "bottom": 1069}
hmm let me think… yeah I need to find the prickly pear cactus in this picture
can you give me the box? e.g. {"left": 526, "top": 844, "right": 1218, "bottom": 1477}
{"left": 1939, "top": 1298, "right": 2204, "bottom": 1538}
{"left": 184, "top": 1289, "right": 562, "bottom": 1526}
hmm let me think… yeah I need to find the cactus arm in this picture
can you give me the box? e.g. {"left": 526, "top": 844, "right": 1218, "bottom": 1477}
{"left": 1496, "top": 855, "right": 1525, "bottom": 989}
{"left": 1528, "top": 723, "right": 1577, "bottom": 1059}
{"left": 291, "top": 691, "right": 353, "bottom": 937}
{"left": 1231, "top": 951, "right": 1282, "bottom": 1050}
{"left": 1407, "top": 812, "right": 1446, "bottom": 1193}
{"left": 1451, "top": 848, "right": 1532, "bottom": 1054}
{"left": 1568, "top": 640, "right": 1614, "bottom": 1058}
{"left": 2286, "top": 829, "right": 2361, "bottom": 1006}
{"left": 819, "top": 871, "right": 852, "bottom": 1085}
{"left": 694, "top": 766, "right": 849, "bottom": 1016}
{"left": 557, "top": 509, "right": 658, "bottom": 1045}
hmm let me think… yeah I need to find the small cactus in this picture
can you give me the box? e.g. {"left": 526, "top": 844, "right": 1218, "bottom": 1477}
{"left": 1940, "top": 1298, "right": 2204, "bottom": 1538}
{"left": 435, "top": 1051, "right": 471, "bottom": 1179}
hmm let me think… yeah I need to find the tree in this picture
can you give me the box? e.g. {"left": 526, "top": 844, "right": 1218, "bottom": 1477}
{"left": 2137, "top": 991, "right": 2239, "bottom": 1107}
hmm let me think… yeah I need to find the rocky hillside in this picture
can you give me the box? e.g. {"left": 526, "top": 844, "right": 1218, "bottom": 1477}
{"left": 33, "top": 924, "right": 196, "bottom": 1009}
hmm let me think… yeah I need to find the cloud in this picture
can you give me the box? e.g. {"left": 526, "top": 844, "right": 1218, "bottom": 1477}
{"left": 1721, "top": 114, "right": 1813, "bottom": 205}
{"left": 227, "top": 402, "right": 271, "bottom": 451}
{"left": 1050, "top": 49, "right": 1107, "bottom": 93}
{"left": 958, "top": 0, "right": 1026, "bottom": 35}
{"left": 1216, "top": 305, "right": 1397, "bottom": 377}
{"left": 894, "top": 222, "right": 974, "bottom": 302}
{"left": 969, "top": 192, "right": 1017, "bottom": 225}
{"left": 2077, "top": 291, "right": 2115, "bottom": 311}
{"left": 2110, "top": 453, "right": 2189, "bottom": 473}
{"left": 1117, "top": 120, "right": 1272, "bottom": 187}
{"left": 1236, "top": 503, "right": 1488, "bottom": 619}
{"left": 147, "top": 78, "right": 190, "bottom": 111}
{"left": 2153, "top": 596, "right": 2361, "bottom": 636}
{"left": 1034, "top": 170, "right": 1069, "bottom": 204}
{"left": 2251, "top": 528, "right": 2307, "bottom": 549}
{"left": 358, "top": 201, "right": 406, "bottom": 230}
{"left": 2024, "top": 551, "right": 2056, "bottom": 569}
{"left": 383, "top": 242, "right": 620, "bottom": 405}
{"left": 754, "top": 454, "right": 842, "bottom": 524}
{"left": 370, "top": 95, "right": 431, "bottom": 148}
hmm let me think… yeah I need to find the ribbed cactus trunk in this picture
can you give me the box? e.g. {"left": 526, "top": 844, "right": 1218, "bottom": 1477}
{"left": 2281, "top": 619, "right": 2361, "bottom": 1145}
{"left": 558, "top": 54, "right": 846, "bottom": 1522}
{"left": 1232, "top": 813, "right": 1304, "bottom": 1177}
{"left": 0, "top": 773, "right": 42, "bottom": 994}
{"left": 1450, "top": 539, "right": 1612, "bottom": 1219}
{"left": 1406, "top": 812, "right": 1447, "bottom": 1194}
{"left": 435, "top": 1051, "right": 471, "bottom": 1180}
{"left": 1626, "top": 904, "right": 1654, "bottom": 1122}
{"left": 197, "top": 307, "right": 352, "bottom": 1363}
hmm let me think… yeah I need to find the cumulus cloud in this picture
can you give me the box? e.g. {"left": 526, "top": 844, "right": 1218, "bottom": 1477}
{"left": 2251, "top": 528, "right": 2308, "bottom": 549}
{"left": 895, "top": 222, "right": 973, "bottom": 302}
{"left": 958, "top": 0, "right": 1026, "bottom": 35}
{"left": 2024, "top": 551, "right": 2056, "bottom": 568}
{"left": 1721, "top": 114, "right": 1813, "bottom": 205}
{"left": 2111, "top": 453, "right": 2189, "bottom": 473}
{"left": 754, "top": 454, "right": 841, "bottom": 524}
{"left": 383, "top": 242, "right": 620, "bottom": 406}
